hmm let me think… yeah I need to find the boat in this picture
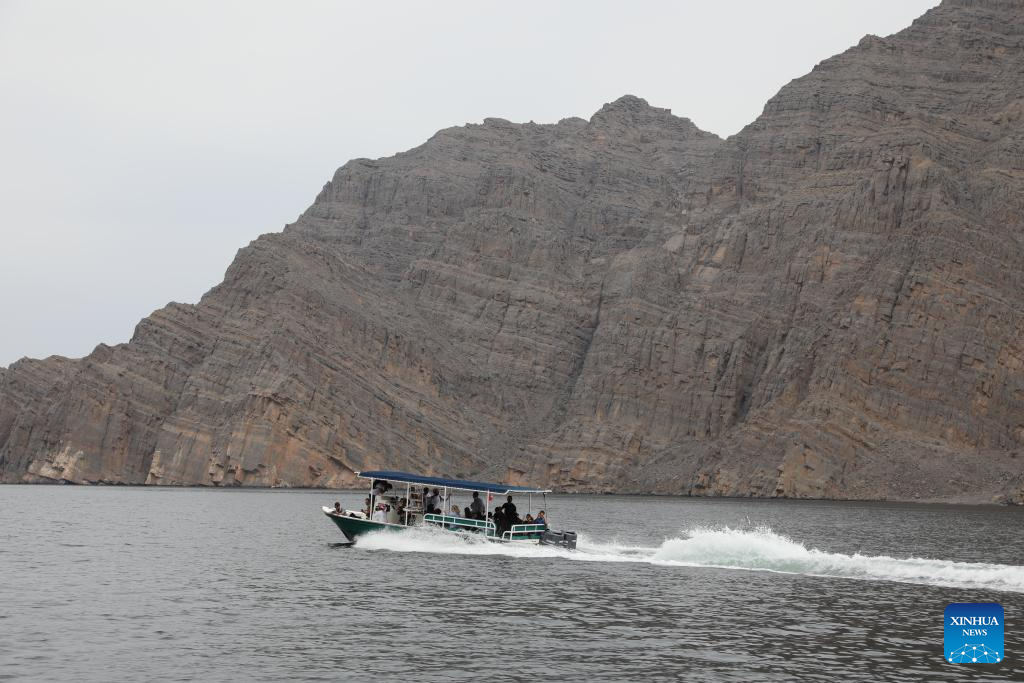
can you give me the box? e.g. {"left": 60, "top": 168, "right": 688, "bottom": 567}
{"left": 322, "top": 470, "right": 577, "bottom": 549}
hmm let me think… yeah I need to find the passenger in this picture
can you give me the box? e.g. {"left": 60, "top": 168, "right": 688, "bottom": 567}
{"left": 396, "top": 498, "right": 407, "bottom": 522}
{"left": 524, "top": 513, "right": 534, "bottom": 523}
{"left": 501, "top": 495, "right": 520, "bottom": 525}
{"left": 493, "top": 506, "right": 507, "bottom": 536}
{"left": 371, "top": 504, "right": 387, "bottom": 523}
{"left": 535, "top": 510, "right": 548, "bottom": 529}
{"left": 443, "top": 505, "right": 461, "bottom": 530}
{"left": 469, "top": 491, "right": 485, "bottom": 520}
{"left": 426, "top": 488, "right": 442, "bottom": 514}
{"left": 372, "top": 479, "right": 391, "bottom": 496}
{"left": 333, "top": 502, "right": 343, "bottom": 515}
{"left": 363, "top": 497, "right": 372, "bottom": 517}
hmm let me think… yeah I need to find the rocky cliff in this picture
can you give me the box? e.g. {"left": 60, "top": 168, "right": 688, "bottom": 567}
{"left": 2, "top": 0, "right": 1023, "bottom": 502}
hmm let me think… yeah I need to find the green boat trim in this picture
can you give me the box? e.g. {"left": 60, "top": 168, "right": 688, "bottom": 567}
{"left": 422, "top": 513, "right": 494, "bottom": 532}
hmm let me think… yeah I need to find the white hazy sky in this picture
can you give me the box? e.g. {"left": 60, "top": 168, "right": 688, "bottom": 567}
{"left": 0, "top": 0, "right": 938, "bottom": 367}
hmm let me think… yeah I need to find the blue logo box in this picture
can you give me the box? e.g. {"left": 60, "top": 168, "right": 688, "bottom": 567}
{"left": 945, "top": 603, "right": 1004, "bottom": 664}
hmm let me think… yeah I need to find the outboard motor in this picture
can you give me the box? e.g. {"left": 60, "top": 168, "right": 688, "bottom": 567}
{"left": 539, "top": 529, "right": 577, "bottom": 550}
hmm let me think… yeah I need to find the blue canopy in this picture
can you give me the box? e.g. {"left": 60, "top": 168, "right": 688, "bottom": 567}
{"left": 356, "top": 470, "right": 550, "bottom": 495}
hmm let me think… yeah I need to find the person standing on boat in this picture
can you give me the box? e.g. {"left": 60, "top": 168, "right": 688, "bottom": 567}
{"left": 469, "top": 492, "right": 485, "bottom": 520}
{"left": 501, "top": 495, "right": 519, "bottom": 524}
{"left": 425, "top": 488, "right": 441, "bottom": 514}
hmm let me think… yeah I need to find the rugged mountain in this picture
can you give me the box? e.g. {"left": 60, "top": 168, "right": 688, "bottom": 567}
{"left": 2, "top": 0, "right": 1023, "bottom": 502}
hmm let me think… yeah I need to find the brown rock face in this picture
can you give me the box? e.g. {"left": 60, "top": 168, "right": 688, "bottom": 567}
{"left": 2, "top": 0, "right": 1023, "bottom": 502}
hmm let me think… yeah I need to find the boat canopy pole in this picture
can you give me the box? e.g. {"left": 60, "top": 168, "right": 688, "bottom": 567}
{"left": 484, "top": 491, "right": 492, "bottom": 538}
{"left": 405, "top": 481, "right": 410, "bottom": 526}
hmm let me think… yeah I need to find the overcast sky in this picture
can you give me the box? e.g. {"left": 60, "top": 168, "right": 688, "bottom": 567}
{"left": 0, "top": 0, "right": 938, "bottom": 367}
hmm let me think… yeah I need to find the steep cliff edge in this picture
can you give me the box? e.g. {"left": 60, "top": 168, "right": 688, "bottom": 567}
{"left": 2, "top": 0, "right": 1022, "bottom": 502}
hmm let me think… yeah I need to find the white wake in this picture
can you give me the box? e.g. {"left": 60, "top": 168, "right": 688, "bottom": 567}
{"left": 352, "top": 525, "right": 1024, "bottom": 593}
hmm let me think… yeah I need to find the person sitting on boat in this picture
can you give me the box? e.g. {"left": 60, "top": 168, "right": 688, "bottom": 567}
{"left": 372, "top": 504, "right": 388, "bottom": 522}
{"left": 363, "top": 497, "right": 372, "bottom": 517}
{"left": 523, "top": 513, "right": 534, "bottom": 523}
{"left": 492, "top": 506, "right": 506, "bottom": 535}
{"left": 469, "top": 492, "right": 485, "bottom": 520}
{"left": 534, "top": 510, "right": 547, "bottom": 529}
{"left": 333, "top": 502, "right": 343, "bottom": 515}
{"left": 448, "top": 505, "right": 464, "bottom": 528}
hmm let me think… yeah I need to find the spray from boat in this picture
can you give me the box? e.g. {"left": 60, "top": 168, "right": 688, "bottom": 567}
{"left": 351, "top": 524, "right": 1024, "bottom": 594}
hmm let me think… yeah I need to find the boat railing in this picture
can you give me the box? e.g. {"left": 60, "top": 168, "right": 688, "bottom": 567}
{"left": 423, "top": 513, "right": 495, "bottom": 533}
{"left": 502, "top": 523, "right": 547, "bottom": 541}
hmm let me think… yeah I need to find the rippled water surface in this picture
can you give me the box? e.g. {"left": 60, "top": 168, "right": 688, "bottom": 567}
{"left": 1, "top": 486, "right": 1022, "bottom": 681}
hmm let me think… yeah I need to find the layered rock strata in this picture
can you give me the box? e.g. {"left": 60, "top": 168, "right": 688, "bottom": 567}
{"left": 2, "top": 0, "right": 1023, "bottom": 502}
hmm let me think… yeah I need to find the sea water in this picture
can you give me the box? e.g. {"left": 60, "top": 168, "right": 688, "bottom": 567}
{"left": 0, "top": 486, "right": 1021, "bottom": 681}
